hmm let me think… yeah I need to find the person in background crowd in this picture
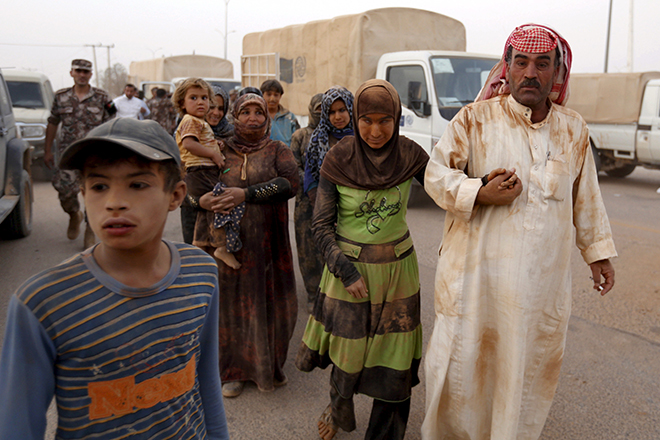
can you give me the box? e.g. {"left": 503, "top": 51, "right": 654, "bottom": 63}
{"left": 422, "top": 24, "right": 616, "bottom": 440}
{"left": 43, "top": 58, "right": 115, "bottom": 249}
{"left": 291, "top": 93, "right": 323, "bottom": 312}
{"left": 261, "top": 79, "right": 300, "bottom": 146}
{"left": 207, "top": 86, "right": 234, "bottom": 140}
{"left": 147, "top": 88, "right": 177, "bottom": 135}
{"left": 303, "top": 86, "right": 355, "bottom": 200}
{"left": 194, "top": 93, "right": 299, "bottom": 398}
{"left": 296, "top": 80, "right": 429, "bottom": 440}
{"left": 113, "top": 83, "right": 150, "bottom": 119}
{"left": 180, "top": 85, "right": 236, "bottom": 246}
{"left": 173, "top": 78, "right": 242, "bottom": 270}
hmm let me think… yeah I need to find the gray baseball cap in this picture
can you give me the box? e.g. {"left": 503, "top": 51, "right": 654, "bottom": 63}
{"left": 59, "top": 118, "right": 181, "bottom": 170}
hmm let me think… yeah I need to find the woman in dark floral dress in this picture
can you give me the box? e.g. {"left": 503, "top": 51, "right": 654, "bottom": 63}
{"left": 197, "top": 93, "right": 299, "bottom": 398}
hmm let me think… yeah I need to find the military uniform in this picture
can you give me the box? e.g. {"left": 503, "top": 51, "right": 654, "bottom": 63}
{"left": 147, "top": 97, "right": 176, "bottom": 135}
{"left": 48, "top": 85, "right": 114, "bottom": 214}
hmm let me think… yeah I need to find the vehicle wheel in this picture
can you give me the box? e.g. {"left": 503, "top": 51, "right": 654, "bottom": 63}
{"left": 605, "top": 163, "right": 636, "bottom": 178}
{"left": 591, "top": 143, "right": 601, "bottom": 172}
{"left": 1, "top": 170, "right": 33, "bottom": 238}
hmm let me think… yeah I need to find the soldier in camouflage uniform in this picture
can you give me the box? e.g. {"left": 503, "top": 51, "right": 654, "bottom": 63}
{"left": 44, "top": 59, "right": 115, "bottom": 248}
{"left": 147, "top": 88, "right": 176, "bottom": 135}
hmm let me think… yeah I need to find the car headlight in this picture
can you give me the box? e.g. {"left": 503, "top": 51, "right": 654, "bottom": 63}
{"left": 16, "top": 123, "right": 46, "bottom": 140}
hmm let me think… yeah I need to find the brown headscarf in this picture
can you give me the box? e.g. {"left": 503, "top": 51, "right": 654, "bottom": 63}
{"left": 308, "top": 93, "right": 323, "bottom": 129}
{"left": 229, "top": 93, "right": 271, "bottom": 154}
{"left": 320, "top": 79, "right": 428, "bottom": 190}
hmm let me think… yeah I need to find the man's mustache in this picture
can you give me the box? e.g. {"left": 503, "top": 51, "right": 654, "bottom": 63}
{"left": 520, "top": 79, "right": 541, "bottom": 88}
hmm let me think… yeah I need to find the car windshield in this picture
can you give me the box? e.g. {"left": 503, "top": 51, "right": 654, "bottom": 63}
{"left": 431, "top": 56, "right": 498, "bottom": 120}
{"left": 6, "top": 81, "right": 45, "bottom": 109}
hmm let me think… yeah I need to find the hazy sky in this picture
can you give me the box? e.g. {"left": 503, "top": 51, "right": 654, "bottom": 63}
{"left": 2, "top": 0, "right": 659, "bottom": 92}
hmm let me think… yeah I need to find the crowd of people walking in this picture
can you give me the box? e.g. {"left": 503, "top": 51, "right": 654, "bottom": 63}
{"left": 0, "top": 22, "right": 617, "bottom": 440}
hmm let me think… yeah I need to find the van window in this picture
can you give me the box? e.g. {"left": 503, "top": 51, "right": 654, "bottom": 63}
{"left": 431, "top": 56, "right": 498, "bottom": 119}
{"left": 386, "top": 65, "right": 428, "bottom": 110}
{"left": 6, "top": 81, "right": 46, "bottom": 109}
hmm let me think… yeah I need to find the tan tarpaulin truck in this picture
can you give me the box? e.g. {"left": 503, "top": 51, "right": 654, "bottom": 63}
{"left": 242, "top": 8, "right": 499, "bottom": 154}
{"left": 566, "top": 72, "right": 660, "bottom": 177}
{"left": 129, "top": 55, "right": 238, "bottom": 98}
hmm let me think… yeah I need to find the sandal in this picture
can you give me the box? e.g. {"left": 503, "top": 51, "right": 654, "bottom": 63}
{"left": 317, "top": 403, "right": 338, "bottom": 440}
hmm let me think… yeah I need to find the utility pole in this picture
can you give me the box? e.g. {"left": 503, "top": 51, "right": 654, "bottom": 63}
{"left": 627, "top": 0, "right": 634, "bottom": 72}
{"left": 604, "top": 0, "right": 613, "bottom": 72}
{"left": 107, "top": 44, "right": 114, "bottom": 72}
{"left": 85, "top": 44, "right": 100, "bottom": 86}
{"left": 224, "top": 0, "right": 230, "bottom": 59}
{"left": 85, "top": 43, "right": 114, "bottom": 86}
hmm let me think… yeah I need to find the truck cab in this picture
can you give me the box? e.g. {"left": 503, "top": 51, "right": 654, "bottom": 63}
{"left": 0, "top": 70, "right": 33, "bottom": 238}
{"left": 636, "top": 79, "right": 660, "bottom": 166}
{"left": 4, "top": 70, "right": 54, "bottom": 179}
{"left": 377, "top": 51, "right": 499, "bottom": 154}
{"left": 567, "top": 72, "right": 660, "bottom": 177}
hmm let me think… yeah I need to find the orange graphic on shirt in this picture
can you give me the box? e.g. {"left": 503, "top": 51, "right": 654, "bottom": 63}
{"left": 88, "top": 355, "right": 196, "bottom": 420}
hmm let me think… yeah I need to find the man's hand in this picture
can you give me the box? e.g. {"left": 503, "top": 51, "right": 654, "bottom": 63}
{"left": 345, "top": 277, "right": 368, "bottom": 299}
{"left": 476, "top": 168, "right": 523, "bottom": 206}
{"left": 139, "top": 107, "right": 147, "bottom": 114}
{"left": 43, "top": 151, "right": 55, "bottom": 169}
{"left": 589, "top": 259, "right": 615, "bottom": 296}
{"left": 44, "top": 122, "right": 58, "bottom": 169}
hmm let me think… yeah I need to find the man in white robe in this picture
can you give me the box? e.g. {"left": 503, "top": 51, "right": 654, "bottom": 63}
{"left": 422, "top": 24, "right": 617, "bottom": 440}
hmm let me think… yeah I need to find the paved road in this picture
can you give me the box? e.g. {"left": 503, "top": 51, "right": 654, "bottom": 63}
{"left": 0, "top": 168, "right": 658, "bottom": 439}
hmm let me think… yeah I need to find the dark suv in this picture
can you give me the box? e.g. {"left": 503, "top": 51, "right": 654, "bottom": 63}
{"left": 0, "top": 69, "right": 33, "bottom": 238}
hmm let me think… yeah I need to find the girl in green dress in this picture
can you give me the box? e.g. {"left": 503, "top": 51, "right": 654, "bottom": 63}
{"left": 296, "top": 79, "right": 429, "bottom": 440}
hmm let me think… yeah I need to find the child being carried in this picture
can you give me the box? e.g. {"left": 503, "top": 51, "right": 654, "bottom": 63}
{"left": 174, "top": 78, "right": 242, "bottom": 269}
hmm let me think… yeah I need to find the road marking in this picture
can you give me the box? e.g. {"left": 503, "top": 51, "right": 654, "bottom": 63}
{"left": 610, "top": 219, "right": 660, "bottom": 235}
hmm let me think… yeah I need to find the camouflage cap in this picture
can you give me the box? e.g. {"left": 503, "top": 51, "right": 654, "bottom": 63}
{"left": 59, "top": 118, "right": 181, "bottom": 170}
{"left": 71, "top": 59, "right": 92, "bottom": 71}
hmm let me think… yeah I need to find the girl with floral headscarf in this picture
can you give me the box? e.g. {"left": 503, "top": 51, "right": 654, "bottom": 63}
{"left": 303, "top": 86, "right": 355, "bottom": 195}
{"left": 196, "top": 93, "right": 299, "bottom": 398}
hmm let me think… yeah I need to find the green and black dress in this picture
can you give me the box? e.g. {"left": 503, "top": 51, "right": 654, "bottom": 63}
{"left": 296, "top": 175, "right": 422, "bottom": 431}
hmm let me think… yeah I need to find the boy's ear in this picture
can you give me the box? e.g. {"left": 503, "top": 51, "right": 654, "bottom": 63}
{"left": 169, "top": 181, "right": 187, "bottom": 212}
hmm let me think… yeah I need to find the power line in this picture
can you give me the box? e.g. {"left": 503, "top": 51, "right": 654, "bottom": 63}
{"left": 0, "top": 42, "right": 83, "bottom": 48}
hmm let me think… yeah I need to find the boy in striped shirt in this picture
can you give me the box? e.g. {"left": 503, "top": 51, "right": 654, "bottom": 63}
{"left": 0, "top": 118, "right": 229, "bottom": 439}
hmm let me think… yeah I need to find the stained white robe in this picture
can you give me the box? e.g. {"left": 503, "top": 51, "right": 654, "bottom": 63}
{"left": 422, "top": 95, "right": 617, "bottom": 440}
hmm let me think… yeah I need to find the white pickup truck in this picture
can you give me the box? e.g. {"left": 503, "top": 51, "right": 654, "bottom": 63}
{"left": 241, "top": 7, "right": 498, "bottom": 155}
{"left": 567, "top": 72, "right": 660, "bottom": 177}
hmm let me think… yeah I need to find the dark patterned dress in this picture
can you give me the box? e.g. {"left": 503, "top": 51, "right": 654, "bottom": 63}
{"left": 290, "top": 129, "right": 338, "bottom": 307}
{"left": 201, "top": 138, "right": 299, "bottom": 391}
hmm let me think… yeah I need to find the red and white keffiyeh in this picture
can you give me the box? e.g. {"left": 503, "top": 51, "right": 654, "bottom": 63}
{"left": 476, "top": 24, "right": 573, "bottom": 105}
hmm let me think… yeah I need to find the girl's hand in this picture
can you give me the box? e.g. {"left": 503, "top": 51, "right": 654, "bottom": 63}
{"left": 345, "top": 277, "right": 368, "bottom": 299}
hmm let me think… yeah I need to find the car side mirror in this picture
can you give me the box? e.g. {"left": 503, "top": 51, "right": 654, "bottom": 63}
{"left": 407, "top": 81, "right": 431, "bottom": 117}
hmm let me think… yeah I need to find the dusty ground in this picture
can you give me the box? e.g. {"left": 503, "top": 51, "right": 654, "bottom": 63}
{"left": 0, "top": 167, "right": 658, "bottom": 439}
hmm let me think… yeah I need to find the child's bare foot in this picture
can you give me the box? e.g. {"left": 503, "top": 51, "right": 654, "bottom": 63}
{"left": 213, "top": 246, "right": 241, "bottom": 269}
{"left": 317, "top": 404, "right": 337, "bottom": 440}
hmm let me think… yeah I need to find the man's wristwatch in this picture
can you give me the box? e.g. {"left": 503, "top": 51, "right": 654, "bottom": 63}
{"left": 481, "top": 174, "right": 490, "bottom": 186}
